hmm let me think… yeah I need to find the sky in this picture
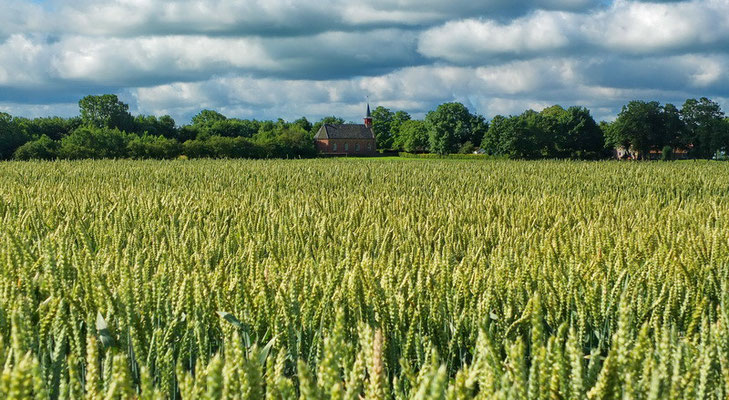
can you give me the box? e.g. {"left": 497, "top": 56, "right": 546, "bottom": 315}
{"left": 1, "top": 0, "right": 728, "bottom": 124}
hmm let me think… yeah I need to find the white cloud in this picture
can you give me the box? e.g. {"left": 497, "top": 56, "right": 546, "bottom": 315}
{"left": 419, "top": 11, "right": 574, "bottom": 62}
{"left": 585, "top": 0, "right": 729, "bottom": 54}
{"left": 47, "top": 0, "right": 601, "bottom": 36}
{"left": 418, "top": 0, "right": 729, "bottom": 62}
{"left": 0, "top": 35, "right": 48, "bottom": 85}
{"left": 2, "top": 0, "right": 729, "bottom": 123}
{"left": 50, "top": 35, "right": 276, "bottom": 83}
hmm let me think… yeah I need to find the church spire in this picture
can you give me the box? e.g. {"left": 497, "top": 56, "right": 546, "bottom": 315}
{"left": 364, "top": 102, "right": 373, "bottom": 128}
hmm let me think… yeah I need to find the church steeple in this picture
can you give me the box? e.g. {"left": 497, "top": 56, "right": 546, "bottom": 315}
{"left": 364, "top": 102, "right": 373, "bottom": 128}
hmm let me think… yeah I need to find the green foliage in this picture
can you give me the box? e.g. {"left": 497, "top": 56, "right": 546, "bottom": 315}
{"left": 0, "top": 159, "right": 729, "bottom": 398}
{"left": 58, "top": 126, "right": 132, "bottom": 159}
{"left": 127, "top": 135, "right": 182, "bottom": 159}
{"left": 13, "top": 135, "right": 59, "bottom": 160}
{"left": 661, "top": 145, "right": 673, "bottom": 161}
{"left": 394, "top": 120, "right": 429, "bottom": 152}
{"left": 192, "top": 109, "right": 227, "bottom": 126}
{"left": 15, "top": 116, "right": 81, "bottom": 141}
{"left": 457, "top": 141, "right": 475, "bottom": 154}
{"left": 426, "top": 103, "right": 483, "bottom": 155}
{"left": 481, "top": 113, "right": 541, "bottom": 159}
{"left": 183, "top": 136, "right": 259, "bottom": 159}
{"left": 372, "top": 106, "right": 395, "bottom": 150}
{"left": 607, "top": 100, "right": 689, "bottom": 159}
{"left": 482, "top": 106, "right": 604, "bottom": 159}
{"left": 398, "top": 152, "right": 502, "bottom": 159}
{"left": 133, "top": 114, "right": 177, "bottom": 138}
{"left": 681, "top": 97, "right": 728, "bottom": 159}
{"left": 0, "top": 112, "right": 29, "bottom": 160}
{"left": 78, "top": 94, "right": 134, "bottom": 131}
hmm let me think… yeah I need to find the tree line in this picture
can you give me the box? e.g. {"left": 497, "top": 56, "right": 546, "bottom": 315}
{"left": 1, "top": 94, "right": 728, "bottom": 161}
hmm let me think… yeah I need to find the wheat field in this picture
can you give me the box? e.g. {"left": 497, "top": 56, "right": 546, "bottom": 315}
{"left": 0, "top": 159, "right": 728, "bottom": 399}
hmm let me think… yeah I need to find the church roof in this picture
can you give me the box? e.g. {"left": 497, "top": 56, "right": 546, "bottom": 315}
{"left": 314, "top": 124, "right": 375, "bottom": 140}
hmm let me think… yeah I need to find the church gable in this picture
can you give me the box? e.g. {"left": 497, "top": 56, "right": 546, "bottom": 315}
{"left": 314, "top": 124, "right": 375, "bottom": 140}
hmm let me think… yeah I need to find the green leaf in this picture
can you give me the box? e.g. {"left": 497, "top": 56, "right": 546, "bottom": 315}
{"left": 96, "top": 312, "right": 115, "bottom": 348}
{"left": 216, "top": 311, "right": 242, "bottom": 329}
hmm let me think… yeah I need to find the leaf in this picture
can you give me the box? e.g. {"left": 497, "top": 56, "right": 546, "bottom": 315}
{"left": 96, "top": 312, "right": 115, "bottom": 348}
{"left": 258, "top": 336, "right": 277, "bottom": 366}
{"left": 216, "top": 311, "right": 243, "bottom": 329}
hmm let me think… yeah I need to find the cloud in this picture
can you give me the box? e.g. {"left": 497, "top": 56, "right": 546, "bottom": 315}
{"left": 419, "top": 11, "right": 575, "bottom": 62}
{"left": 46, "top": 0, "right": 601, "bottom": 37}
{"left": 0, "top": 35, "right": 48, "bottom": 86}
{"left": 418, "top": 0, "right": 729, "bottom": 63}
{"left": 1, "top": 0, "right": 729, "bottom": 124}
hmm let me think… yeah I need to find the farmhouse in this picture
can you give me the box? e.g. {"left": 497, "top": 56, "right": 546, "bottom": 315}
{"left": 314, "top": 104, "right": 377, "bottom": 156}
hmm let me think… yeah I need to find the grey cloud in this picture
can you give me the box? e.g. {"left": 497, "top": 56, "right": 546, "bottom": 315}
{"left": 0, "top": 29, "right": 423, "bottom": 95}
{"left": 2, "top": 0, "right": 729, "bottom": 124}
{"left": 418, "top": 0, "right": 729, "bottom": 63}
{"left": 29, "top": 0, "right": 604, "bottom": 37}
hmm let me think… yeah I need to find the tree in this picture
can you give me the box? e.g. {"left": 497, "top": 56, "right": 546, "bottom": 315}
{"left": 371, "top": 106, "right": 395, "bottom": 149}
{"left": 394, "top": 120, "right": 429, "bottom": 152}
{"left": 469, "top": 114, "right": 489, "bottom": 148}
{"left": 191, "top": 110, "right": 226, "bottom": 126}
{"left": 59, "top": 126, "right": 132, "bottom": 159}
{"left": 79, "top": 94, "right": 134, "bottom": 131}
{"left": 208, "top": 119, "right": 259, "bottom": 139}
{"left": 134, "top": 115, "right": 177, "bottom": 138}
{"left": 425, "top": 102, "right": 476, "bottom": 155}
{"left": 681, "top": 97, "right": 727, "bottom": 159}
{"left": 0, "top": 112, "right": 28, "bottom": 160}
{"left": 127, "top": 135, "right": 182, "bottom": 159}
{"left": 606, "top": 101, "right": 667, "bottom": 159}
{"left": 662, "top": 103, "right": 685, "bottom": 149}
{"left": 561, "top": 106, "right": 605, "bottom": 159}
{"left": 391, "top": 111, "right": 411, "bottom": 140}
{"left": 481, "top": 113, "right": 541, "bottom": 159}
{"left": 13, "top": 135, "right": 60, "bottom": 160}
{"left": 293, "top": 117, "right": 312, "bottom": 134}
{"left": 16, "top": 116, "right": 81, "bottom": 141}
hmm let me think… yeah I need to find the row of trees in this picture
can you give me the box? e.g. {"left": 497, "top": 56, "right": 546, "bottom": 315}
{"left": 604, "top": 98, "right": 729, "bottom": 159}
{"left": 374, "top": 98, "right": 729, "bottom": 159}
{"left": 2, "top": 94, "right": 728, "bottom": 161}
{"left": 2, "top": 95, "right": 318, "bottom": 160}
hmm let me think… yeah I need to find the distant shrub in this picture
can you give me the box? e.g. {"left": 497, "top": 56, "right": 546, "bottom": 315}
{"left": 13, "top": 135, "right": 59, "bottom": 160}
{"left": 458, "top": 141, "right": 475, "bottom": 154}
{"left": 398, "top": 152, "right": 500, "bottom": 160}
{"left": 661, "top": 145, "right": 673, "bottom": 161}
{"left": 128, "top": 135, "right": 182, "bottom": 159}
{"left": 183, "top": 136, "right": 262, "bottom": 159}
{"left": 59, "top": 126, "right": 132, "bottom": 159}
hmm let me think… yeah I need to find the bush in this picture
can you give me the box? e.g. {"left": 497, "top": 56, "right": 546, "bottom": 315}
{"left": 182, "top": 139, "right": 213, "bottom": 159}
{"left": 259, "top": 129, "right": 316, "bottom": 158}
{"left": 183, "top": 136, "right": 262, "bottom": 159}
{"left": 661, "top": 145, "right": 673, "bottom": 161}
{"left": 59, "top": 126, "right": 132, "bottom": 159}
{"left": 0, "top": 112, "right": 29, "bottom": 160}
{"left": 13, "top": 135, "right": 60, "bottom": 160}
{"left": 398, "top": 152, "right": 500, "bottom": 160}
{"left": 128, "top": 135, "right": 182, "bottom": 159}
{"left": 458, "top": 141, "right": 475, "bottom": 154}
{"left": 208, "top": 136, "right": 260, "bottom": 158}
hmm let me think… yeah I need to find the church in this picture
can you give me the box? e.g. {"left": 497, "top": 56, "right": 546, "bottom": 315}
{"left": 314, "top": 104, "right": 377, "bottom": 156}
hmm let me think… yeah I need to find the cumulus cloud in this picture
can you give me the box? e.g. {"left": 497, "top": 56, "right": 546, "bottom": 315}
{"left": 1, "top": 0, "right": 729, "bottom": 123}
{"left": 45, "top": 0, "right": 601, "bottom": 37}
{"left": 418, "top": 0, "right": 729, "bottom": 62}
